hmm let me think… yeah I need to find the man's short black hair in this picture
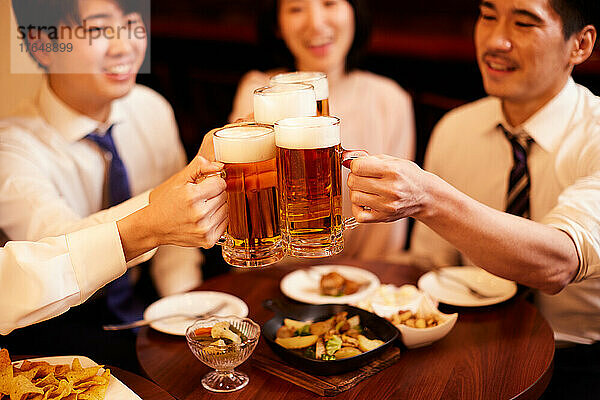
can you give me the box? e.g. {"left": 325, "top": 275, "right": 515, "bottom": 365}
{"left": 257, "top": 0, "right": 372, "bottom": 72}
{"left": 549, "top": 0, "right": 599, "bottom": 39}
{"left": 12, "top": 0, "right": 147, "bottom": 69}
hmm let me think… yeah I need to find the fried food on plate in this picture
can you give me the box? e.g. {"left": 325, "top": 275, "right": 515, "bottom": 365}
{"left": 0, "top": 348, "right": 110, "bottom": 400}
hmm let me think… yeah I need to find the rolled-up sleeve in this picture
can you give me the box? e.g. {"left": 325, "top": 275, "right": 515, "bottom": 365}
{"left": 543, "top": 172, "right": 600, "bottom": 282}
{"left": 0, "top": 223, "right": 126, "bottom": 335}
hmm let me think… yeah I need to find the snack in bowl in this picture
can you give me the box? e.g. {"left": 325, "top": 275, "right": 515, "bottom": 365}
{"left": 388, "top": 310, "right": 443, "bottom": 329}
{"left": 0, "top": 348, "right": 110, "bottom": 400}
{"left": 354, "top": 285, "right": 458, "bottom": 349}
{"left": 388, "top": 295, "right": 458, "bottom": 349}
{"left": 186, "top": 316, "right": 260, "bottom": 392}
{"left": 274, "top": 311, "right": 384, "bottom": 361}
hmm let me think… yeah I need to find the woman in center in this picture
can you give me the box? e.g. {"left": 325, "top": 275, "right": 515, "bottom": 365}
{"left": 229, "top": 0, "right": 416, "bottom": 259}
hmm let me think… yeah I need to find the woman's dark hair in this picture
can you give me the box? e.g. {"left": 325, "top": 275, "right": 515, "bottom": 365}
{"left": 549, "top": 0, "right": 599, "bottom": 40}
{"left": 256, "top": 0, "right": 372, "bottom": 72}
{"left": 12, "top": 0, "right": 148, "bottom": 69}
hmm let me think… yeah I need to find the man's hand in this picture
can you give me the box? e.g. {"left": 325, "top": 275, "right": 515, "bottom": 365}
{"left": 347, "top": 155, "right": 431, "bottom": 223}
{"left": 117, "top": 154, "right": 228, "bottom": 261}
{"left": 146, "top": 155, "right": 228, "bottom": 248}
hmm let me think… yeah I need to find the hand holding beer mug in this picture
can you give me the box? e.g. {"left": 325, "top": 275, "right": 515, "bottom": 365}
{"left": 270, "top": 71, "right": 330, "bottom": 116}
{"left": 253, "top": 83, "right": 317, "bottom": 125}
{"left": 213, "top": 124, "right": 285, "bottom": 267}
{"left": 275, "top": 116, "right": 358, "bottom": 258}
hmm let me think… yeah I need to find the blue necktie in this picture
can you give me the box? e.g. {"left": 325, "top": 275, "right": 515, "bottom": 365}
{"left": 499, "top": 124, "right": 534, "bottom": 218}
{"left": 86, "top": 125, "right": 140, "bottom": 322}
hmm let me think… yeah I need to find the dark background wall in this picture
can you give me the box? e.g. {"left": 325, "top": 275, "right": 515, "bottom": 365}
{"left": 138, "top": 0, "right": 600, "bottom": 167}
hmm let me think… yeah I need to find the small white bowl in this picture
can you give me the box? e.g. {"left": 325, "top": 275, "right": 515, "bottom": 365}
{"left": 380, "top": 294, "right": 458, "bottom": 349}
{"left": 396, "top": 310, "right": 458, "bottom": 349}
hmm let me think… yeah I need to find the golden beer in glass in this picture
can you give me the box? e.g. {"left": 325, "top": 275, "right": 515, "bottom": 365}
{"left": 253, "top": 83, "right": 317, "bottom": 126}
{"left": 270, "top": 72, "right": 330, "bottom": 116}
{"left": 275, "top": 116, "right": 355, "bottom": 257}
{"left": 213, "top": 124, "right": 284, "bottom": 267}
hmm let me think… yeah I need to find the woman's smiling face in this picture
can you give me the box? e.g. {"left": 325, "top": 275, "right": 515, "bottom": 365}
{"left": 278, "top": 0, "right": 355, "bottom": 73}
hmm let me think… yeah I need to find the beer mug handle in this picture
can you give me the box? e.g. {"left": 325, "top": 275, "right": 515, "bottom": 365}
{"left": 340, "top": 149, "right": 366, "bottom": 231}
{"left": 340, "top": 149, "right": 369, "bottom": 168}
{"left": 199, "top": 170, "right": 227, "bottom": 246}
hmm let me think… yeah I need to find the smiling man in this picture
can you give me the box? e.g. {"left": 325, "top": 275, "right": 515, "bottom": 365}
{"left": 0, "top": 0, "right": 204, "bottom": 369}
{"left": 1, "top": 0, "right": 204, "bottom": 313}
{"left": 346, "top": 0, "right": 600, "bottom": 397}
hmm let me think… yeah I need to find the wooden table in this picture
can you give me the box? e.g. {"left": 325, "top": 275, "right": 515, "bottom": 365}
{"left": 136, "top": 260, "right": 554, "bottom": 399}
{"left": 109, "top": 366, "right": 176, "bottom": 400}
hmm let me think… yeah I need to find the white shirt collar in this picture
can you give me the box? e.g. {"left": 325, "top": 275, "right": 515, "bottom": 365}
{"left": 521, "top": 77, "right": 578, "bottom": 153}
{"left": 488, "top": 77, "right": 578, "bottom": 153}
{"left": 38, "top": 78, "right": 124, "bottom": 142}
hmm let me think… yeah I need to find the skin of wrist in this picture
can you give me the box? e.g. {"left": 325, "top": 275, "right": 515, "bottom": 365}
{"left": 116, "top": 206, "right": 161, "bottom": 261}
{"left": 412, "top": 171, "right": 446, "bottom": 222}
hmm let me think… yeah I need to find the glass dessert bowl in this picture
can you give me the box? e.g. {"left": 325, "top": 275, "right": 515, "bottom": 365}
{"left": 186, "top": 316, "right": 260, "bottom": 392}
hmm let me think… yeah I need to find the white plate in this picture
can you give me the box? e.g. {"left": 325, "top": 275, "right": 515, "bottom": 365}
{"left": 143, "top": 291, "right": 248, "bottom": 336}
{"left": 280, "top": 265, "right": 380, "bottom": 304}
{"left": 418, "top": 266, "right": 517, "bottom": 307}
{"left": 12, "top": 355, "right": 141, "bottom": 399}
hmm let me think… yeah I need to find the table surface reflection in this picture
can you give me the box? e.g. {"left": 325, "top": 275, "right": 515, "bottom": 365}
{"left": 136, "top": 259, "right": 554, "bottom": 400}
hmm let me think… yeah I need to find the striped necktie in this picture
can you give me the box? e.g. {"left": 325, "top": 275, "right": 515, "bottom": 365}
{"left": 499, "top": 124, "right": 534, "bottom": 218}
{"left": 86, "top": 125, "right": 140, "bottom": 322}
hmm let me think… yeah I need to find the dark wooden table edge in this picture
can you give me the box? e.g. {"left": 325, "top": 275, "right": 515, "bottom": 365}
{"left": 511, "top": 351, "right": 555, "bottom": 400}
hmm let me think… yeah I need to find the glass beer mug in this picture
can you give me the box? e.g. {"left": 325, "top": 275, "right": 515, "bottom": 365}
{"left": 274, "top": 116, "right": 357, "bottom": 258}
{"left": 213, "top": 123, "right": 285, "bottom": 267}
{"left": 253, "top": 83, "right": 317, "bottom": 126}
{"left": 270, "top": 71, "right": 330, "bottom": 117}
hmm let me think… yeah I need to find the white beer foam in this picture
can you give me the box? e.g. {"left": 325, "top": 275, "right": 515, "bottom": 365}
{"left": 254, "top": 84, "right": 317, "bottom": 125}
{"left": 213, "top": 125, "right": 276, "bottom": 163}
{"left": 275, "top": 116, "right": 341, "bottom": 149}
{"left": 271, "top": 71, "right": 329, "bottom": 101}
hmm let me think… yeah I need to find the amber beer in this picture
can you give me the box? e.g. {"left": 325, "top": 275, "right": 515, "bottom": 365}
{"left": 275, "top": 116, "right": 344, "bottom": 257}
{"left": 271, "top": 72, "right": 330, "bottom": 116}
{"left": 213, "top": 124, "right": 284, "bottom": 267}
{"left": 254, "top": 83, "right": 317, "bottom": 126}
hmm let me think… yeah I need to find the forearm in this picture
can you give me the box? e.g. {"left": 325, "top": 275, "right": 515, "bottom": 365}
{"left": 417, "top": 174, "right": 579, "bottom": 294}
{"left": 116, "top": 206, "right": 160, "bottom": 262}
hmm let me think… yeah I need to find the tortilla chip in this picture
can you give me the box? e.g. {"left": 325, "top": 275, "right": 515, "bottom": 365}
{"left": 0, "top": 349, "right": 13, "bottom": 395}
{"left": 70, "top": 360, "right": 82, "bottom": 373}
{"left": 20, "top": 362, "right": 55, "bottom": 379}
{"left": 53, "top": 366, "right": 70, "bottom": 379}
{"left": 17, "top": 360, "right": 33, "bottom": 371}
{"left": 65, "top": 366, "right": 101, "bottom": 385}
{"left": 35, "top": 373, "right": 59, "bottom": 388}
{"left": 41, "top": 379, "right": 72, "bottom": 400}
{"left": 14, "top": 366, "right": 41, "bottom": 381}
{"left": 72, "top": 376, "right": 108, "bottom": 390}
{"left": 9, "top": 374, "right": 44, "bottom": 400}
{"left": 77, "top": 370, "right": 109, "bottom": 400}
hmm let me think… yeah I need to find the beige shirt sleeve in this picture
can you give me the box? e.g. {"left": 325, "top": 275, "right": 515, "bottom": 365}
{"left": 0, "top": 223, "right": 126, "bottom": 335}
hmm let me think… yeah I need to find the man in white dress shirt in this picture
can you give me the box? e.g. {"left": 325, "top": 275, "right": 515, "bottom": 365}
{"left": 1, "top": 0, "right": 201, "bottom": 311}
{"left": 0, "top": 0, "right": 208, "bottom": 371}
{"left": 346, "top": 0, "right": 599, "bottom": 397}
{"left": 0, "top": 155, "right": 227, "bottom": 336}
